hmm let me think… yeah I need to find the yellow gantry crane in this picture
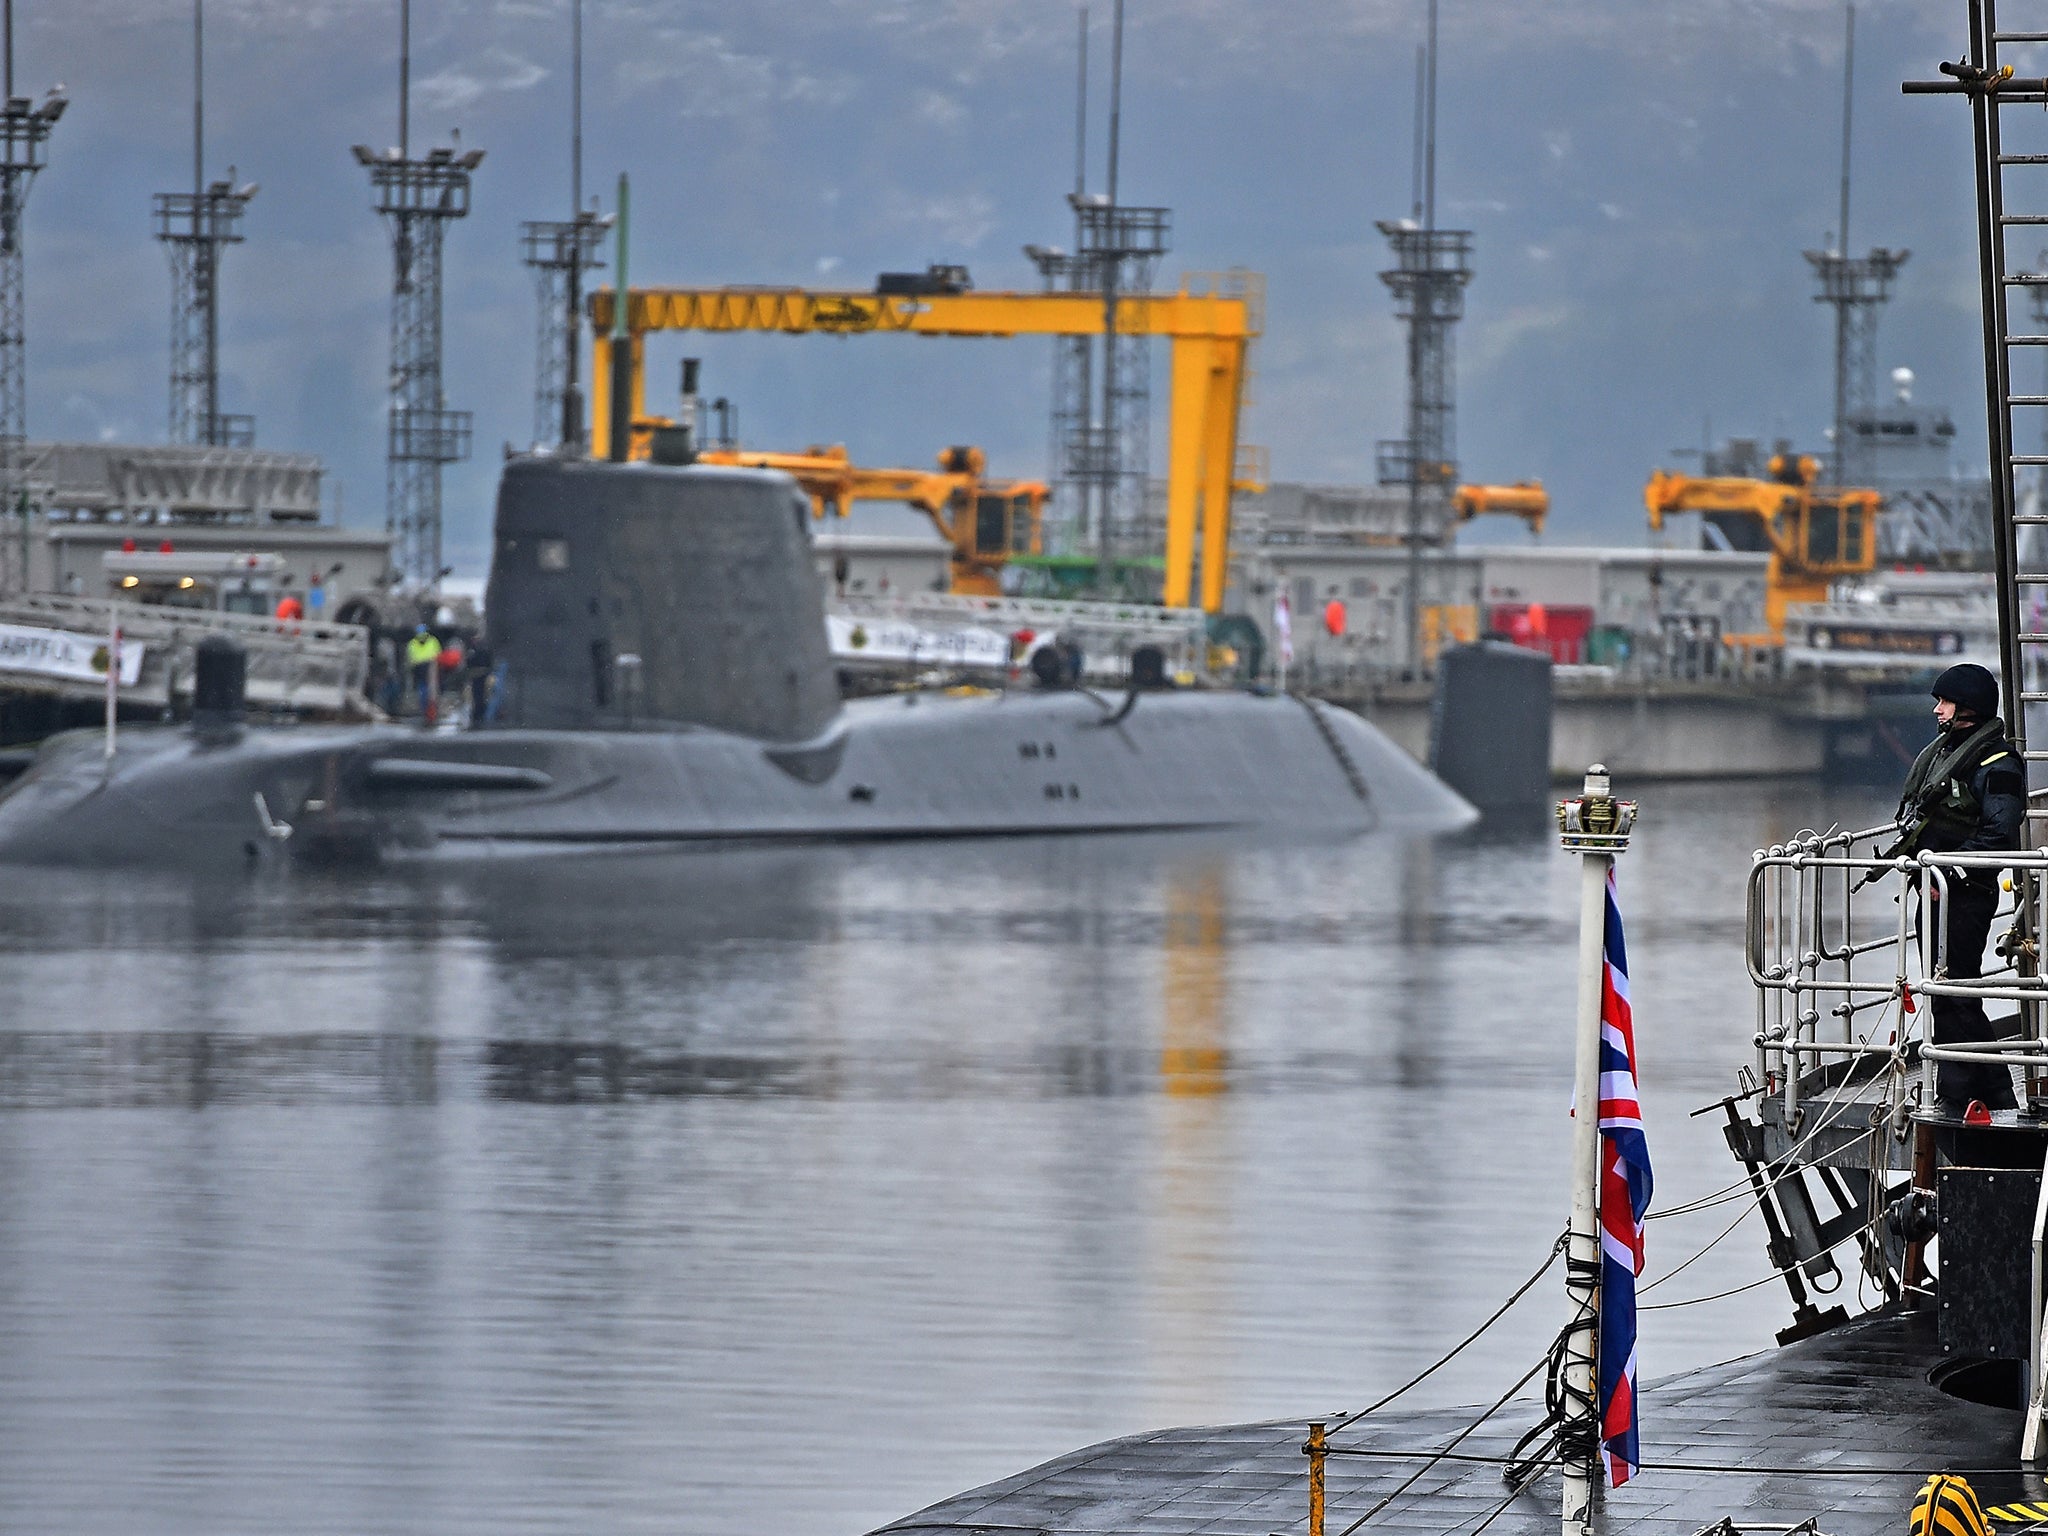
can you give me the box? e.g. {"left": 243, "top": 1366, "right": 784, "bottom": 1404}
{"left": 692, "top": 442, "right": 1047, "bottom": 596}
{"left": 589, "top": 276, "right": 1262, "bottom": 611}
{"left": 1644, "top": 454, "right": 1880, "bottom": 639}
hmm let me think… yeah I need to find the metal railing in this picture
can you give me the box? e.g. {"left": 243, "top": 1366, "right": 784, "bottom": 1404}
{"left": 0, "top": 590, "right": 372, "bottom": 715}
{"left": 1747, "top": 815, "right": 2048, "bottom": 1120}
{"left": 825, "top": 590, "right": 1212, "bottom": 682}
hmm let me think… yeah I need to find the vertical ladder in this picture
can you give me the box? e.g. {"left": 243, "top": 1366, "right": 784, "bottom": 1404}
{"left": 1908, "top": 0, "right": 2048, "bottom": 1097}
{"left": 1948, "top": 3, "right": 2048, "bottom": 788}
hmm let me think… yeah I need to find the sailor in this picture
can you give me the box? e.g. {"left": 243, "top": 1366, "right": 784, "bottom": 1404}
{"left": 1895, "top": 662, "right": 2025, "bottom": 1112}
{"left": 405, "top": 625, "right": 443, "bottom": 725}
{"left": 465, "top": 638, "right": 496, "bottom": 727}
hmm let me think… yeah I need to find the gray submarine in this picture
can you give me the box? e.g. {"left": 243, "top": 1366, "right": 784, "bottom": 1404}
{"left": 0, "top": 457, "right": 1475, "bottom": 868}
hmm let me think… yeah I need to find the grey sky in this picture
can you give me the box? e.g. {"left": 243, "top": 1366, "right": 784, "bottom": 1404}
{"left": 11, "top": 1, "right": 2001, "bottom": 571}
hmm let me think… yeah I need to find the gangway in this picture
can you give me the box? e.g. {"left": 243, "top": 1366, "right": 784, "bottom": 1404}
{"left": 0, "top": 591, "right": 372, "bottom": 717}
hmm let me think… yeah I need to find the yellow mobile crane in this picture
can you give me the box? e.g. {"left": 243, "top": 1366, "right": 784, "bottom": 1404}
{"left": 1452, "top": 481, "right": 1549, "bottom": 537}
{"left": 1643, "top": 453, "right": 1880, "bottom": 640}
{"left": 691, "top": 442, "right": 1047, "bottom": 596}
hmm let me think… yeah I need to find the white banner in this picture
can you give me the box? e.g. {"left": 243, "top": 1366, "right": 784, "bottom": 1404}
{"left": 826, "top": 614, "right": 1011, "bottom": 669}
{"left": 0, "top": 622, "right": 145, "bottom": 686}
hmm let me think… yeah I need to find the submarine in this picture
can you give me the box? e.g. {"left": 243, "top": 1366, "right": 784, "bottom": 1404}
{"left": 0, "top": 456, "right": 1475, "bottom": 869}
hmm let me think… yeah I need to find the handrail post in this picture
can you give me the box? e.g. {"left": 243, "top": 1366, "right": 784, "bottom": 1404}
{"left": 1306, "top": 1420, "right": 1327, "bottom": 1536}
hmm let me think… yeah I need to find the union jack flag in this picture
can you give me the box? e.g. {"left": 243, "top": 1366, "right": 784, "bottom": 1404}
{"left": 1597, "top": 867, "right": 1652, "bottom": 1486}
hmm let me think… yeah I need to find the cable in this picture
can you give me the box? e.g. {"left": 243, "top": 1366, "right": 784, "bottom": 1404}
{"left": 1638, "top": 1208, "right": 1884, "bottom": 1312}
{"left": 1629, "top": 987, "right": 1913, "bottom": 1317}
{"left": 1652, "top": 1022, "right": 1906, "bottom": 1223}
{"left": 1330, "top": 1350, "right": 1551, "bottom": 1536}
{"left": 1654, "top": 1015, "right": 1907, "bottom": 1225}
{"left": 1320, "top": 1443, "right": 2018, "bottom": 1477}
{"left": 1466, "top": 1461, "right": 1553, "bottom": 1536}
{"left": 1637, "top": 1198, "right": 1756, "bottom": 1296}
{"left": 1330, "top": 1233, "right": 1565, "bottom": 1429}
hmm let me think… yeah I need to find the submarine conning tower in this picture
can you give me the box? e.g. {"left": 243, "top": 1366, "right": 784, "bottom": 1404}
{"left": 484, "top": 457, "right": 841, "bottom": 742}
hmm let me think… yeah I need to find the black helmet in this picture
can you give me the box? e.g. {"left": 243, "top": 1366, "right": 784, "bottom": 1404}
{"left": 1932, "top": 662, "right": 2000, "bottom": 720}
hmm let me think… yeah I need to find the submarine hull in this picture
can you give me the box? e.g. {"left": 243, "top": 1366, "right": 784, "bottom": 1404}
{"left": 0, "top": 689, "right": 1473, "bottom": 869}
{"left": 0, "top": 458, "right": 1476, "bottom": 869}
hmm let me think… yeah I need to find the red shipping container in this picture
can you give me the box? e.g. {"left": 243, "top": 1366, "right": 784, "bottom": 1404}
{"left": 1487, "top": 603, "right": 1595, "bottom": 664}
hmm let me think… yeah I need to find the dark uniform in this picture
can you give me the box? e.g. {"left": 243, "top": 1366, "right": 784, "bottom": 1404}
{"left": 1897, "top": 664, "right": 2026, "bottom": 1111}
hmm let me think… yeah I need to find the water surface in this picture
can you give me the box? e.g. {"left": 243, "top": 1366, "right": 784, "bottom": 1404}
{"left": 0, "top": 780, "right": 1891, "bottom": 1534}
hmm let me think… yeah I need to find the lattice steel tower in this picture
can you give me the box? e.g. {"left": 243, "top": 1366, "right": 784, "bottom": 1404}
{"left": 1024, "top": 236, "right": 1094, "bottom": 551}
{"left": 1022, "top": 0, "right": 1168, "bottom": 575}
{"left": 353, "top": 0, "right": 482, "bottom": 591}
{"left": 1806, "top": 245, "right": 1907, "bottom": 485}
{"left": 1376, "top": 220, "right": 1471, "bottom": 663}
{"left": 521, "top": 0, "right": 606, "bottom": 451}
{"left": 1375, "top": 223, "right": 1471, "bottom": 495}
{"left": 1076, "top": 196, "right": 1168, "bottom": 567}
{"left": 1375, "top": 1, "right": 1472, "bottom": 668}
{"left": 0, "top": 3, "right": 63, "bottom": 595}
{"left": 1806, "top": 5, "right": 1908, "bottom": 487}
{"left": 523, "top": 216, "right": 605, "bottom": 451}
{"left": 154, "top": 0, "right": 255, "bottom": 448}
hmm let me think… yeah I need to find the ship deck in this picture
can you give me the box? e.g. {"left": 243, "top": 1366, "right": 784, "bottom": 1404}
{"left": 872, "top": 1307, "right": 2036, "bottom": 1536}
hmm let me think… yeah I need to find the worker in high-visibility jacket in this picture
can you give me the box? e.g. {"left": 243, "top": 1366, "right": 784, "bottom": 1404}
{"left": 405, "top": 625, "right": 443, "bottom": 725}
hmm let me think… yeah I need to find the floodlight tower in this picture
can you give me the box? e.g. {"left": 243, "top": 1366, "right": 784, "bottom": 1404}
{"left": 1806, "top": 251, "right": 1907, "bottom": 486}
{"left": 1024, "top": 0, "right": 1168, "bottom": 577}
{"left": 1024, "top": 11, "right": 1096, "bottom": 553}
{"left": 154, "top": 0, "right": 256, "bottom": 447}
{"left": 521, "top": 0, "right": 607, "bottom": 451}
{"left": 522, "top": 217, "right": 606, "bottom": 451}
{"left": 0, "top": 0, "right": 64, "bottom": 595}
{"left": 1077, "top": 193, "right": 1169, "bottom": 569}
{"left": 1806, "top": 5, "right": 1907, "bottom": 487}
{"left": 1376, "top": 1, "right": 1471, "bottom": 670}
{"left": 1025, "top": 239, "right": 1094, "bottom": 549}
{"left": 354, "top": 0, "right": 482, "bottom": 592}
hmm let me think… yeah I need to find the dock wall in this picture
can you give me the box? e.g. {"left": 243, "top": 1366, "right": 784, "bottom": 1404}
{"left": 1337, "top": 681, "right": 1849, "bottom": 781}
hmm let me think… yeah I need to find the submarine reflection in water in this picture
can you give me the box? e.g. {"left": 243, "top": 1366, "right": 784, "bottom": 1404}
{"left": 0, "top": 1029, "right": 1285, "bottom": 1110}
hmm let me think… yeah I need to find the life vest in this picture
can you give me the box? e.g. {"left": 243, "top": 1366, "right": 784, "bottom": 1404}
{"left": 405, "top": 633, "right": 441, "bottom": 669}
{"left": 1897, "top": 717, "right": 2010, "bottom": 852}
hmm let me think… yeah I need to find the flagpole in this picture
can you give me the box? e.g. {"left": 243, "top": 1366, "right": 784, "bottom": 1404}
{"left": 1557, "top": 764, "right": 1635, "bottom": 1535}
